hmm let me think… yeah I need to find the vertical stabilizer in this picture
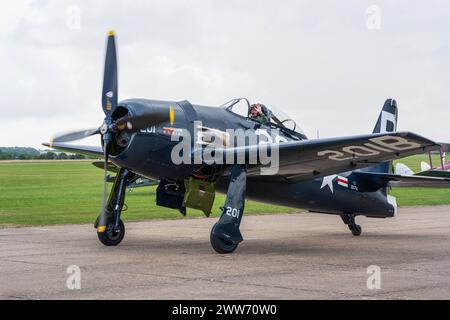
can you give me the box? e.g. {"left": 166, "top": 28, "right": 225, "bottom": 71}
{"left": 368, "top": 99, "right": 398, "bottom": 173}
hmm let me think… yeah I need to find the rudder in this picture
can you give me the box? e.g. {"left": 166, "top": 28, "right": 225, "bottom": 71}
{"left": 367, "top": 99, "right": 398, "bottom": 173}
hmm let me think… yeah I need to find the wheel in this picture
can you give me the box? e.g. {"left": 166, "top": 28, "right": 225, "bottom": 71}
{"left": 349, "top": 224, "right": 362, "bottom": 236}
{"left": 210, "top": 224, "right": 239, "bottom": 254}
{"left": 97, "top": 218, "right": 125, "bottom": 246}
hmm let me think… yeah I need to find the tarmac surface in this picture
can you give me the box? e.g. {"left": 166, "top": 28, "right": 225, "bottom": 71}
{"left": 1, "top": 205, "right": 450, "bottom": 300}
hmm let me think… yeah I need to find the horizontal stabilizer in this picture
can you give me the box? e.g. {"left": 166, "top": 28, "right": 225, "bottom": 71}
{"left": 415, "top": 170, "right": 450, "bottom": 179}
{"left": 354, "top": 171, "right": 450, "bottom": 188}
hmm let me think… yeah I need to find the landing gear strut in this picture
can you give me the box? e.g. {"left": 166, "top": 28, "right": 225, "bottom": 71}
{"left": 210, "top": 165, "right": 247, "bottom": 254}
{"left": 95, "top": 168, "right": 135, "bottom": 246}
{"left": 340, "top": 213, "right": 362, "bottom": 236}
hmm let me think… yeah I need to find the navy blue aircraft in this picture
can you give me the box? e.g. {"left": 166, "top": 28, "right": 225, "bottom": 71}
{"left": 44, "top": 32, "right": 450, "bottom": 254}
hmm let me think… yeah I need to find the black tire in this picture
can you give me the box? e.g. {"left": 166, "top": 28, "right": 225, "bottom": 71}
{"left": 350, "top": 224, "right": 362, "bottom": 236}
{"left": 97, "top": 218, "right": 125, "bottom": 246}
{"left": 210, "top": 225, "right": 239, "bottom": 254}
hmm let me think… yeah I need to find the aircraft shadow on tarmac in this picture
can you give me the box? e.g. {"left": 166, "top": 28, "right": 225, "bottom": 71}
{"left": 95, "top": 231, "right": 445, "bottom": 256}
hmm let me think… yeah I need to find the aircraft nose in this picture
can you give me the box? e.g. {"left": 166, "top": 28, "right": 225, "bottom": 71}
{"left": 115, "top": 99, "right": 174, "bottom": 129}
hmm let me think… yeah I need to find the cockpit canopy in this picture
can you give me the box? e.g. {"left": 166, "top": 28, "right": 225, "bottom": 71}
{"left": 222, "top": 98, "right": 306, "bottom": 139}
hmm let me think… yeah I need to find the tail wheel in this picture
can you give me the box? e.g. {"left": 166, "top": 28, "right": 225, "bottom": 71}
{"left": 210, "top": 224, "right": 239, "bottom": 254}
{"left": 97, "top": 217, "right": 125, "bottom": 246}
{"left": 349, "top": 224, "right": 362, "bottom": 236}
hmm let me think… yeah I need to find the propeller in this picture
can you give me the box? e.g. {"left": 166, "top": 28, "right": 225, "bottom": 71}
{"left": 98, "top": 30, "right": 119, "bottom": 232}
{"left": 49, "top": 31, "right": 171, "bottom": 233}
{"left": 51, "top": 128, "right": 100, "bottom": 143}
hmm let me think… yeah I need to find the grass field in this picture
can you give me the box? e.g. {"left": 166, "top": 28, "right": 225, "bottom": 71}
{"left": 391, "top": 154, "right": 450, "bottom": 206}
{"left": 0, "top": 161, "right": 295, "bottom": 227}
{"left": 0, "top": 155, "right": 449, "bottom": 227}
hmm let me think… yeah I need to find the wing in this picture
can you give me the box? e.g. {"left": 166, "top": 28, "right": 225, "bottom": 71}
{"left": 42, "top": 142, "right": 103, "bottom": 158}
{"left": 45, "top": 132, "right": 440, "bottom": 184}
{"left": 129, "top": 178, "right": 160, "bottom": 188}
{"left": 92, "top": 161, "right": 119, "bottom": 173}
{"left": 91, "top": 161, "right": 160, "bottom": 188}
{"left": 219, "top": 131, "right": 440, "bottom": 182}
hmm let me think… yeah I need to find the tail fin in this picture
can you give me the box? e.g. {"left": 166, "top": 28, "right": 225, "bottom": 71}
{"left": 367, "top": 99, "right": 398, "bottom": 173}
{"left": 420, "top": 161, "right": 431, "bottom": 172}
{"left": 372, "top": 99, "right": 398, "bottom": 134}
{"left": 395, "top": 163, "right": 414, "bottom": 175}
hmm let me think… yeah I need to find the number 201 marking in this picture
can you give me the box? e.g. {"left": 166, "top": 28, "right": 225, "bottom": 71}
{"left": 225, "top": 207, "right": 240, "bottom": 219}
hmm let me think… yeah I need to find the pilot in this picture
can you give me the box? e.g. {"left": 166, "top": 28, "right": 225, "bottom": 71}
{"left": 249, "top": 103, "right": 270, "bottom": 125}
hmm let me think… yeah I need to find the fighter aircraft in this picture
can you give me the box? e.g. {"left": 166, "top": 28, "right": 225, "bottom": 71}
{"left": 44, "top": 31, "right": 450, "bottom": 254}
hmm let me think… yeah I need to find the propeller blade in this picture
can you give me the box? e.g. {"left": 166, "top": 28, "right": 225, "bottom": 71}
{"left": 115, "top": 111, "right": 170, "bottom": 133}
{"left": 52, "top": 128, "right": 100, "bottom": 143}
{"left": 102, "top": 31, "right": 118, "bottom": 116}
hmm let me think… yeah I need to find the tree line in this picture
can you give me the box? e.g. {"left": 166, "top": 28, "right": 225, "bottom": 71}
{"left": 0, "top": 147, "right": 94, "bottom": 160}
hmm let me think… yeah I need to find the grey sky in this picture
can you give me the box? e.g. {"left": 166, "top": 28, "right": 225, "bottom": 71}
{"left": 1, "top": 0, "right": 449, "bottom": 148}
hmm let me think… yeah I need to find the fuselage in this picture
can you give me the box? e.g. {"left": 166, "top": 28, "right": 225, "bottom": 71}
{"left": 110, "top": 98, "right": 396, "bottom": 218}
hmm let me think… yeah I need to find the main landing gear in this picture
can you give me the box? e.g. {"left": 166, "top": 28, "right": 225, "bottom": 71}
{"left": 340, "top": 213, "right": 362, "bottom": 236}
{"left": 98, "top": 217, "right": 125, "bottom": 246}
{"left": 210, "top": 165, "right": 247, "bottom": 254}
{"left": 95, "top": 168, "right": 135, "bottom": 246}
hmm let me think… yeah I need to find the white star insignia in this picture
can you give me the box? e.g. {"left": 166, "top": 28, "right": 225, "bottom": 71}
{"left": 320, "top": 175, "right": 337, "bottom": 193}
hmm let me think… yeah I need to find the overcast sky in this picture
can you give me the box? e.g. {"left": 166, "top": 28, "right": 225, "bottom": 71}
{"left": 1, "top": 0, "right": 450, "bottom": 149}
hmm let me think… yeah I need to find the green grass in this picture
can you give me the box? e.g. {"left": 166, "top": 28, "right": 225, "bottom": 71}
{"left": 1, "top": 156, "right": 449, "bottom": 227}
{"left": 393, "top": 154, "right": 442, "bottom": 173}
{"left": 0, "top": 161, "right": 295, "bottom": 227}
{"left": 391, "top": 155, "right": 450, "bottom": 206}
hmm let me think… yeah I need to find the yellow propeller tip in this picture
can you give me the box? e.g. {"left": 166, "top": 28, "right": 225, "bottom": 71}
{"left": 108, "top": 30, "right": 115, "bottom": 36}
